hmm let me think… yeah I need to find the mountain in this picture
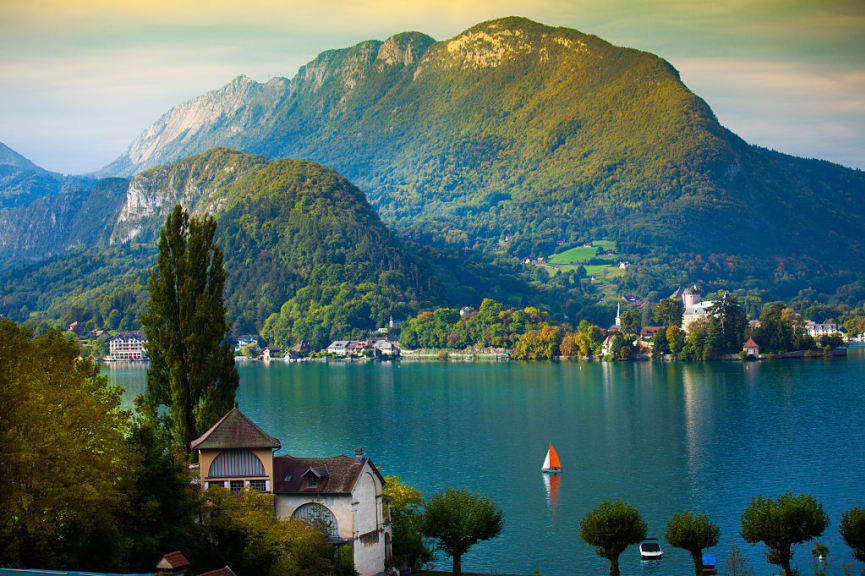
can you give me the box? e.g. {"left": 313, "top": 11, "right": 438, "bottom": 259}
{"left": 96, "top": 17, "right": 865, "bottom": 297}
{"left": 0, "top": 141, "right": 64, "bottom": 208}
{"left": 0, "top": 149, "right": 440, "bottom": 345}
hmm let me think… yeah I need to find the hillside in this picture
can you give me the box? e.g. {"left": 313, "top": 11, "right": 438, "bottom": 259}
{"left": 0, "top": 141, "right": 65, "bottom": 208}
{"left": 0, "top": 149, "right": 441, "bottom": 345}
{"left": 96, "top": 17, "right": 865, "bottom": 297}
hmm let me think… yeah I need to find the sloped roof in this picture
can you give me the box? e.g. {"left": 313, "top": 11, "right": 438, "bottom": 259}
{"left": 156, "top": 551, "right": 190, "bottom": 570}
{"left": 196, "top": 568, "right": 236, "bottom": 576}
{"left": 274, "top": 455, "right": 384, "bottom": 494}
{"left": 190, "top": 408, "right": 281, "bottom": 451}
{"left": 743, "top": 338, "right": 760, "bottom": 349}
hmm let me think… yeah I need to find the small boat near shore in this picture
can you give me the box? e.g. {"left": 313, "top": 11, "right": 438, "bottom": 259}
{"left": 639, "top": 538, "right": 663, "bottom": 560}
{"left": 541, "top": 443, "right": 562, "bottom": 474}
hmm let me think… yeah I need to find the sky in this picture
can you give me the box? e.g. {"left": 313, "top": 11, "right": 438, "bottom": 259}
{"left": 1, "top": 0, "right": 863, "bottom": 174}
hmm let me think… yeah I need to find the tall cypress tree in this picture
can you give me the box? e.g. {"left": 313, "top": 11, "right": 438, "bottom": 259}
{"left": 142, "top": 204, "right": 238, "bottom": 455}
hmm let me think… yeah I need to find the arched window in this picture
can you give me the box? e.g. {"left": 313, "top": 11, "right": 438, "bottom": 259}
{"left": 208, "top": 449, "right": 265, "bottom": 478}
{"left": 292, "top": 503, "right": 339, "bottom": 538}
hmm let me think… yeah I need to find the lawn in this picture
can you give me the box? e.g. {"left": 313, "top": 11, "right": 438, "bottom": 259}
{"left": 548, "top": 240, "right": 617, "bottom": 265}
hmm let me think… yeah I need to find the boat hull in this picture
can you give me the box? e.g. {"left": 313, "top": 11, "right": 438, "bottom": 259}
{"left": 541, "top": 467, "right": 562, "bottom": 474}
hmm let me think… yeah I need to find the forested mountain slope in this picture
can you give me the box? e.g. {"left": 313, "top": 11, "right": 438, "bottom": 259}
{"left": 95, "top": 17, "right": 865, "bottom": 296}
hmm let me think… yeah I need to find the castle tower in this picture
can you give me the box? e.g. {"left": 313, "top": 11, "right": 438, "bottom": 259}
{"left": 683, "top": 285, "right": 701, "bottom": 308}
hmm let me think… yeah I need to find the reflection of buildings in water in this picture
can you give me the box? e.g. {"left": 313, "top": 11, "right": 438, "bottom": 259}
{"left": 681, "top": 366, "right": 716, "bottom": 489}
{"left": 543, "top": 472, "right": 561, "bottom": 513}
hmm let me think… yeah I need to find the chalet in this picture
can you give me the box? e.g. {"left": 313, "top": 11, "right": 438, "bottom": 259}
{"left": 618, "top": 261, "right": 630, "bottom": 271}
{"left": 288, "top": 340, "right": 312, "bottom": 359}
{"left": 640, "top": 326, "right": 664, "bottom": 340}
{"left": 602, "top": 334, "right": 617, "bottom": 357}
{"left": 192, "top": 409, "right": 391, "bottom": 576}
{"left": 371, "top": 339, "right": 400, "bottom": 357}
{"left": 68, "top": 321, "right": 86, "bottom": 335}
{"left": 155, "top": 551, "right": 190, "bottom": 575}
{"left": 260, "top": 346, "right": 280, "bottom": 362}
{"left": 348, "top": 341, "right": 369, "bottom": 355}
{"left": 108, "top": 330, "right": 147, "bottom": 361}
{"left": 327, "top": 341, "right": 350, "bottom": 356}
{"left": 742, "top": 338, "right": 760, "bottom": 358}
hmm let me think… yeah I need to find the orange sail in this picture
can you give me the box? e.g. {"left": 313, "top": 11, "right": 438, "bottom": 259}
{"left": 548, "top": 443, "right": 561, "bottom": 469}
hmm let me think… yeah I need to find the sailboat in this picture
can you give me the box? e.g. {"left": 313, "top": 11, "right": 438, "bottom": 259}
{"left": 541, "top": 443, "right": 562, "bottom": 474}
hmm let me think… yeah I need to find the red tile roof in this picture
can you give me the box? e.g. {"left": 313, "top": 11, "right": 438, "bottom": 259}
{"left": 190, "top": 408, "right": 281, "bottom": 451}
{"left": 197, "top": 567, "right": 236, "bottom": 576}
{"left": 274, "top": 455, "right": 384, "bottom": 494}
{"left": 743, "top": 338, "right": 760, "bottom": 349}
{"left": 157, "top": 550, "right": 190, "bottom": 569}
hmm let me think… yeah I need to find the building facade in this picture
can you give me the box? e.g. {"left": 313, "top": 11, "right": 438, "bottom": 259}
{"left": 108, "top": 330, "right": 147, "bottom": 360}
{"left": 192, "top": 409, "right": 391, "bottom": 576}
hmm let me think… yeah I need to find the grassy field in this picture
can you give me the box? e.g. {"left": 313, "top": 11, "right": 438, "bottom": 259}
{"left": 548, "top": 240, "right": 617, "bottom": 265}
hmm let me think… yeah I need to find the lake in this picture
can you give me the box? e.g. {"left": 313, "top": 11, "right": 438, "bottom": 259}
{"left": 106, "top": 349, "right": 865, "bottom": 576}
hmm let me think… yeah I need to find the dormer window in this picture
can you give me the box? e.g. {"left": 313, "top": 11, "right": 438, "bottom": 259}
{"left": 307, "top": 476, "right": 318, "bottom": 488}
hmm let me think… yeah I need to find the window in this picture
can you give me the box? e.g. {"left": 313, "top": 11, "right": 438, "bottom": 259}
{"left": 230, "top": 480, "right": 244, "bottom": 494}
{"left": 207, "top": 481, "right": 225, "bottom": 489}
{"left": 209, "top": 449, "right": 266, "bottom": 478}
{"left": 292, "top": 503, "right": 338, "bottom": 538}
{"left": 306, "top": 476, "right": 318, "bottom": 488}
{"left": 249, "top": 479, "right": 267, "bottom": 492}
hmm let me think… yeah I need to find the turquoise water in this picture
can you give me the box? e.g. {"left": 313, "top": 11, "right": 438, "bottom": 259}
{"left": 106, "top": 349, "right": 865, "bottom": 575}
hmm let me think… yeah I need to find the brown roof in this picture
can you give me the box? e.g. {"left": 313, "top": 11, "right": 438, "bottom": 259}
{"left": 156, "top": 551, "right": 190, "bottom": 569}
{"left": 640, "top": 326, "right": 664, "bottom": 337}
{"left": 191, "top": 408, "right": 281, "bottom": 451}
{"left": 274, "top": 454, "right": 384, "bottom": 494}
{"left": 743, "top": 338, "right": 760, "bottom": 349}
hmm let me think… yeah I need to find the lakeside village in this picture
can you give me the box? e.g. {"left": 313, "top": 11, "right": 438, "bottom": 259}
{"left": 92, "top": 285, "right": 858, "bottom": 365}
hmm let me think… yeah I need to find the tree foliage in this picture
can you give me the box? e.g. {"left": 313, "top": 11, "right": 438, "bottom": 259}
{"left": 579, "top": 500, "right": 647, "bottom": 576}
{"left": 665, "top": 511, "right": 721, "bottom": 575}
{"left": 383, "top": 476, "right": 432, "bottom": 570}
{"left": 840, "top": 506, "right": 865, "bottom": 563}
{"left": 421, "top": 487, "right": 504, "bottom": 576}
{"left": 142, "top": 204, "right": 238, "bottom": 453}
{"left": 740, "top": 493, "right": 829, "bottom": 576}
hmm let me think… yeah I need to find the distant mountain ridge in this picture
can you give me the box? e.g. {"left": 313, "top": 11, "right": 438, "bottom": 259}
{"left": 92, "top": 17, "right": 865, "bottom": 296}
{"left": 0, "top": 141, "right": 65, "bottom": 208}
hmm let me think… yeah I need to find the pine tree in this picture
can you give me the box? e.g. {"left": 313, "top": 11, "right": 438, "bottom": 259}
{"left": 142, "top": 204, "right": 238, "bottom": 455}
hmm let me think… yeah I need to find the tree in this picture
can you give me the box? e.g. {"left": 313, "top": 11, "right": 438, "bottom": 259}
{"left": 708, "top": 294, "right": 748, "bottom": 353}
{"left": 620, "top": 309, "right": 641, "bottom": 335}
{"left": 421, "top": 487, "right": 504, "bottom": 576}
{"left": 666, "top": 325, "right": 684, "bottom": 356}
{"left": 579, "top": 500, "right": 647, "bottom": 576}
{"left": 204, "top": 486, "right": 333, "bottom": 576}
{"left": 741, "top": 493, "right": 829, "bottom": 576}
{"left": 654, "top": 298, "right": 684, "bottom": 327}
{"left": 651, "top": 329, "right": 669, "bottom": 360}
{"left": 383, "top": 476, "right": 432, "bottom": 570}
{"left": 840, "top": 506, "right": 865, "bottom": 563}
{"left": 142, "top": 205, "right": 239, "bottom": 455}
{"left": 0, "top": 320, "right": 134, "bottom": 569}
{"left": 665, "top": 511, "right": 720, "bottom": 575}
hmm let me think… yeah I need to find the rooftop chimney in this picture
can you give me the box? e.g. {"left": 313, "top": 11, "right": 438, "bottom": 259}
{"left": 355, "top": 447, "right": 363, "bottom": 462}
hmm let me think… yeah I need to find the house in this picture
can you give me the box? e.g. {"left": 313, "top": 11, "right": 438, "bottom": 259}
{"left": 260, "top": 346, "right": 280, "bottom": 362}
{"left": 192, "top": 409, "right": 391, "bottom": 576}
{"left": 327, "top": 341, "right": 351, "bottom": 356}
{"left": 742, "top": 338, "right": 760, "bottom": 358}
{"left": 618, "top": 261, "right": 630, "bottom": 271}
{"left": 234, "top": 334, "right": 258, "bottom": 353}
{"left": 156, "top": 551, "right": 190, "bottom": 575}
{"left": 288, "top": 340, "right": 312, "bottom": 359}
{"left": 348, "top": 341, "right": 369, "bottom": 356}
{"left": 459, "top": 306, "right": 476, "bottom": 318}
{"left": 68, "top": 321, "right": 86, "bottom": 335}
{"left": 602, "top": 334, "right": 617, "bottom": 357}
{"left": 108, "top": 330, "right": 147, "bottom": 361}
{"left": 640, "top": 326, "right": 664, "bottom": 340}
{"left": 371, "top": 339, "right": 400, "bottom": 357}
{"left": 805, "top": 321, "right": 842, "bottom": 338}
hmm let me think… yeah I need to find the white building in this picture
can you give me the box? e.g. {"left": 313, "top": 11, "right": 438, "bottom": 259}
{"left": 806, "top": 322, "right": 842, "bottom": 338}
{"left": 193, "top": 409, "right": 392, "bottom": 576}
{"left": 327, "top": 341, "right": 351, "bottom": 356}
{"left": 108, "top": 330, "right": 147, "bottom": 360}
{"left": 371, "top": 339, "right": 400, "bottom": 357}
{"left": 678, "top": 285, "right": 717, "bottom": 333}
{"left": 234, "top": 334, "right": 259, "bottom": 353}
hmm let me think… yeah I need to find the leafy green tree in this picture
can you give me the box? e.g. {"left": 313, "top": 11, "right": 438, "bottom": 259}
{"left": 204, "top": 486, "right": 334, "bottom": 576}
{"left": 383, "top": 476, "right": 432, "bottom": 570}
{"left": 142, "top": 205, "right": 239, "bottom": 455}
{"left": 665, "top": 511, "right": 720, "bottom": 575}
{"left": 708, "top": 294, "right": 748, "bottom": 353}
{"left": 666, "top": 325, "right": 684, "bottom": 357}
{"left": 651, "top": 329, "right": 669, "bottom": 360}
{"left": 840, "top": 506, "right": 865, "bottom": 564}
{"left": 421, "top": 487, "right": 504, "bottom": 576}
{"left": 654, "top": 298, "right": 684, "bottom": 327}
{"left": 579, "top": 499, "right": 647, "bottom": 576}
{"left": 0, "top": 320, "right": 134, "bottom": 569}
{"left": 741, "top": 493, "right": 829, "bottom": 576}
{"left": 620, "top": 309, "right": 641, "bottom": 335}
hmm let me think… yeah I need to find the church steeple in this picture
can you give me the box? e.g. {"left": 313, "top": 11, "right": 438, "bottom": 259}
{"left": 615, "top": 302, "right": 621, "bottom": 328}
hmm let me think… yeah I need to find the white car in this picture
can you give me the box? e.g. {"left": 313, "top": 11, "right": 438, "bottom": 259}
{"left": 640, "top": 538, "right": 664, "bottom": 560}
